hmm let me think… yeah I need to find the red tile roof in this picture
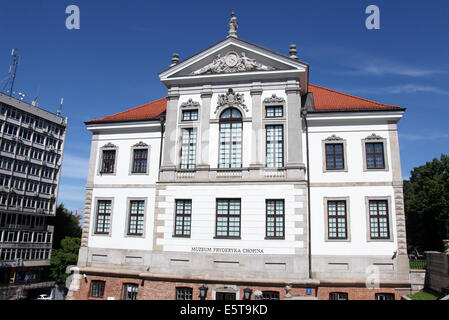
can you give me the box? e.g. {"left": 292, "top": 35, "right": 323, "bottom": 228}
{"left": 86, "top": 84, "right": 400, "bottom": 124}
{"left": 86, "top": 98, "right": 167, "bottom": 124}
{"left": 308, "top": 84, "right": 400, "bottom": 111}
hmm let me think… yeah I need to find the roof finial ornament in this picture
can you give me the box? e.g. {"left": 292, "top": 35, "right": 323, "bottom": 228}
{"left": 227, "top": 11, "right": 238, "bottom": 38}
{"left": 289, "top": 44, "right": 298, "bottom": 60}
{"left": 170, "top": 53, "right": 179, "bottom": 67}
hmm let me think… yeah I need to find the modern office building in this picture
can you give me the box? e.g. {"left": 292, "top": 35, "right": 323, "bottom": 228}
{"left": 69, "top": 14, "right": 410, "bottom": 300}
{"left": 0, "top": 92, "right": 67, "bottom": 299}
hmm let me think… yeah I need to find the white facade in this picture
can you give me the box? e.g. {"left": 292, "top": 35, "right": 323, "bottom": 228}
{"left": 75, "top": 32, "right": 409, "bottom": 294}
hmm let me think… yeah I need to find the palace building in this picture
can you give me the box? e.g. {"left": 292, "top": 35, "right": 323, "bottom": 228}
{"left": 68, "top": 13, "right": 410, "bottom": 300}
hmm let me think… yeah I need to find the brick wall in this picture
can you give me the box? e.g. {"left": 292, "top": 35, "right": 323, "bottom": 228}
{"left": 71, "top": 274, "right": 405, "bottom": 300}
{"left": 316, "top": 286, "right": 403, "bottom": 300}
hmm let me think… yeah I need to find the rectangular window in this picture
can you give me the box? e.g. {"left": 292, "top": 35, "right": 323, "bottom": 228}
{"left": 128, "top": 200, "right": 145, "bottom": 235}
{"left": 90, "top": 280, "right": 105, "bottom": 298}
{"left": 325, "top": 143, "right": 344, "bottom": 170}
{"left": 369, "top": 200, "right": 390, "bottom": 239}
{"left": 327, "top": 200, "right": 348, "bottom": 240}
{"left": 265, "top": 106, "right": 283, "bottom": 118}
{"left": 182, "top": 110, "right": 198, "bottom": 121}
{"left": 1, "top": 140, "right": 15, "bottom": 153}
{"left": 174, "top": 200, "right": 192, "bottom": 237}
{"left": 216, "top": 199, "right": 241, "bottom": 238}
{"left": 122, "top": 283, "right": 138, "bottom": 300}
{"left": 262, "top": 291, "right": 280, "bottom": 300}
{"left": 375, "top": 293, "right": 394, "bottom": 300}
{"left": 95, "top": 200, "right": 112, "bottom": 234}
{"left": 0, "top": 157, "right": 12, "bottom": 170}
{"left": 266, "top": 125, "right": 283, "bottom": 168}
{"left": 366, "top": 142, "right": 385, "bottom": 169}
{"left": 219, "top": 122, "right": 242, "bottom": 168}
{"left": 176, "top": 287, "right": 193, "bottom": 300}
{"left": 330, "top": 292, "right": 348, "bottom": 300}
{"left": 180, "top": 128, "right": 196, "bottom": 169}
{"left": 266, "top": 200, "right": 284, "bottom": 239}
{"left": 132, "top": 149, "right": 148, "bottom": 173}
{"left": 101, "top": 150, "right": 116, "bottom": 173}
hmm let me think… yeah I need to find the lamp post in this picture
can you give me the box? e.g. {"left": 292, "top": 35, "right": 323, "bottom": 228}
{"left": 199, "top": 285, "right": 208, "bottom": 300}
{"left": 243, "top": 288, "right": 252, "bottom": 300}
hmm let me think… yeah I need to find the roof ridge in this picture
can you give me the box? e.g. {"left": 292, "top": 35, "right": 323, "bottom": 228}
{"left": 309, "top": 83, "right": 398, "bottom": 108}
{"left": 91, "top": 97, "right": 166, "bottom": 122}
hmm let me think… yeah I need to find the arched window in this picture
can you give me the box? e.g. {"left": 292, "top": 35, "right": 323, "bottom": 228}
{"left": 219, "top": 108, "right": 242, "bottom": 168}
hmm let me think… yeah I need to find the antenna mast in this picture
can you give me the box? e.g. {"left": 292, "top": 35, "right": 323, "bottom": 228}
{"left": 57, "top": 98, "right": 63, "bottom": 116}
{"left": 2, "top": 49, "right": 20, "bottom": 96}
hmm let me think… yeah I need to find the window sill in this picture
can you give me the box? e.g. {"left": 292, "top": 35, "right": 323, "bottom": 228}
{"left": 264, "top": 236, "right": 285, "bottom": 240}
{"left": 213, "top": 236, "right": 241, "bottom": 240}
{"left": 172, "top": 234, "right": 191, "bottom": 238}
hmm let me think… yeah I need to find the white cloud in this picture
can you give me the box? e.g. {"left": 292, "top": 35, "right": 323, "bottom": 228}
{"left": 60, "top": 154, "right": 89, "bottom": 180}
{"left": 355, "top": 64, "right": 443, "bottom": 77}
{"left": 400, "top": 133, "right": 449, "bottom": 141}
{"left": 344, "top": 84, "right": 449, "bottom": 96}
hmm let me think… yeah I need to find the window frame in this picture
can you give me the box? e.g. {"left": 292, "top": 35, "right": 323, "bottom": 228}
{"left": 89, "top": 280, "right": 106, "bottom": 299}
{"left": 180, "top": 127, "right": 197, "bottom": 170}
{"left": 329, "top": 292, "right": 349, "bottom": 300}
{"left": 122, "top": 283, "right": 139, "bottom": 300}
{"left": 175, "top": 287, "right": 193, "bottom": 300}
{"left": 261, "top": 291, "right": 280, "bottom": 300}
{"left": 214, "top": 198, "right": 241, "bottom": 239}
{"left": 362, "top": 135, "right": 389, "bottom": 172}
{"left": 365, "top": 196, "right": 394, "bottom": 242}
{"left": 265, "top": 199, "right": 285, "bottom": 239}
{"left": 322, "top": 138, "right": 348, "bottom": 172}
{"left": 93, "top": 198, "right": 113, "bottom": 236}
{"left": 265, "top": 105, "right": 284, "bottom": 118}
{"left": 324, "top": 198, "right": 351, "bottom": 242}
{"left": 218, "top": 108, "right": 243, "bottom": 169}
{"left": 173, "top": 199, "right": 192, "bottom": 238}
{"left": 375, "top": 293, "right": 395, "bottom": 300}
{"left": 98, "top": 144, "right": 118, "bottom": 175}
{"left": 126, "top": 198, "right": 147, "bottom": 237}
{"left": 181, "top": 109, "right": 199, "bottom": 122}
{"left": 265, "top": 124, "right": 284, "bottom": 168}
{"left": 129, "top": 144, "right": 149, "bottom": 175}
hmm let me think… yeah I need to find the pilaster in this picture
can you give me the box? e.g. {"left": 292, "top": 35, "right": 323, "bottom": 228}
{"left": 250, "top": 83, "right": 263, "bottom": 168}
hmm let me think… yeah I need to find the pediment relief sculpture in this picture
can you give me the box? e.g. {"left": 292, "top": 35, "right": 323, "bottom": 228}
{"left": 191, "top": 51, "right": 276, "bottom": 75}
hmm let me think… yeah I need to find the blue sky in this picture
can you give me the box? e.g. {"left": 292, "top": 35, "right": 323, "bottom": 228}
{"left": 0, "top": 0, "right": 448, "bottom": 214}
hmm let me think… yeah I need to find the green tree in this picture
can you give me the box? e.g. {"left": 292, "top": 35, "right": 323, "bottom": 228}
{"left": 50, "top": 204, "right": 82, "bottom": 249}
{"left": 50, "top": 237, "right": 80, "bottom": 286}
{"left": 404, "top": 154, "right": 449, "bottom": 252}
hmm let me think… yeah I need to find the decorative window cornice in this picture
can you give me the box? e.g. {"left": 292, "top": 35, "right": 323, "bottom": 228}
{"left": 263, "top": 94, "right": 285, "bottom": 104}
{"left": 180, "top": 98, "right": 200, "bottom": 109}
{"left": 214, "top": 88, "right": 248, "bottom": 114}
{"left": 101, "top": 143, "right": 117, "bottom": 149}
{"left": 365, "top": 133, "right": 384, "bottom": 140}
{"left": 325, "top": 134, "right": 344, "bottom": 141}
{"left": 133, "top": 141, "right": 148, "bottom": 148}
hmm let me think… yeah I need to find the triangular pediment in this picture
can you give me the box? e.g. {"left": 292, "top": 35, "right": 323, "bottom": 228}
{"left": 159, "top": 37, "right": 308, "bottom": 85}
